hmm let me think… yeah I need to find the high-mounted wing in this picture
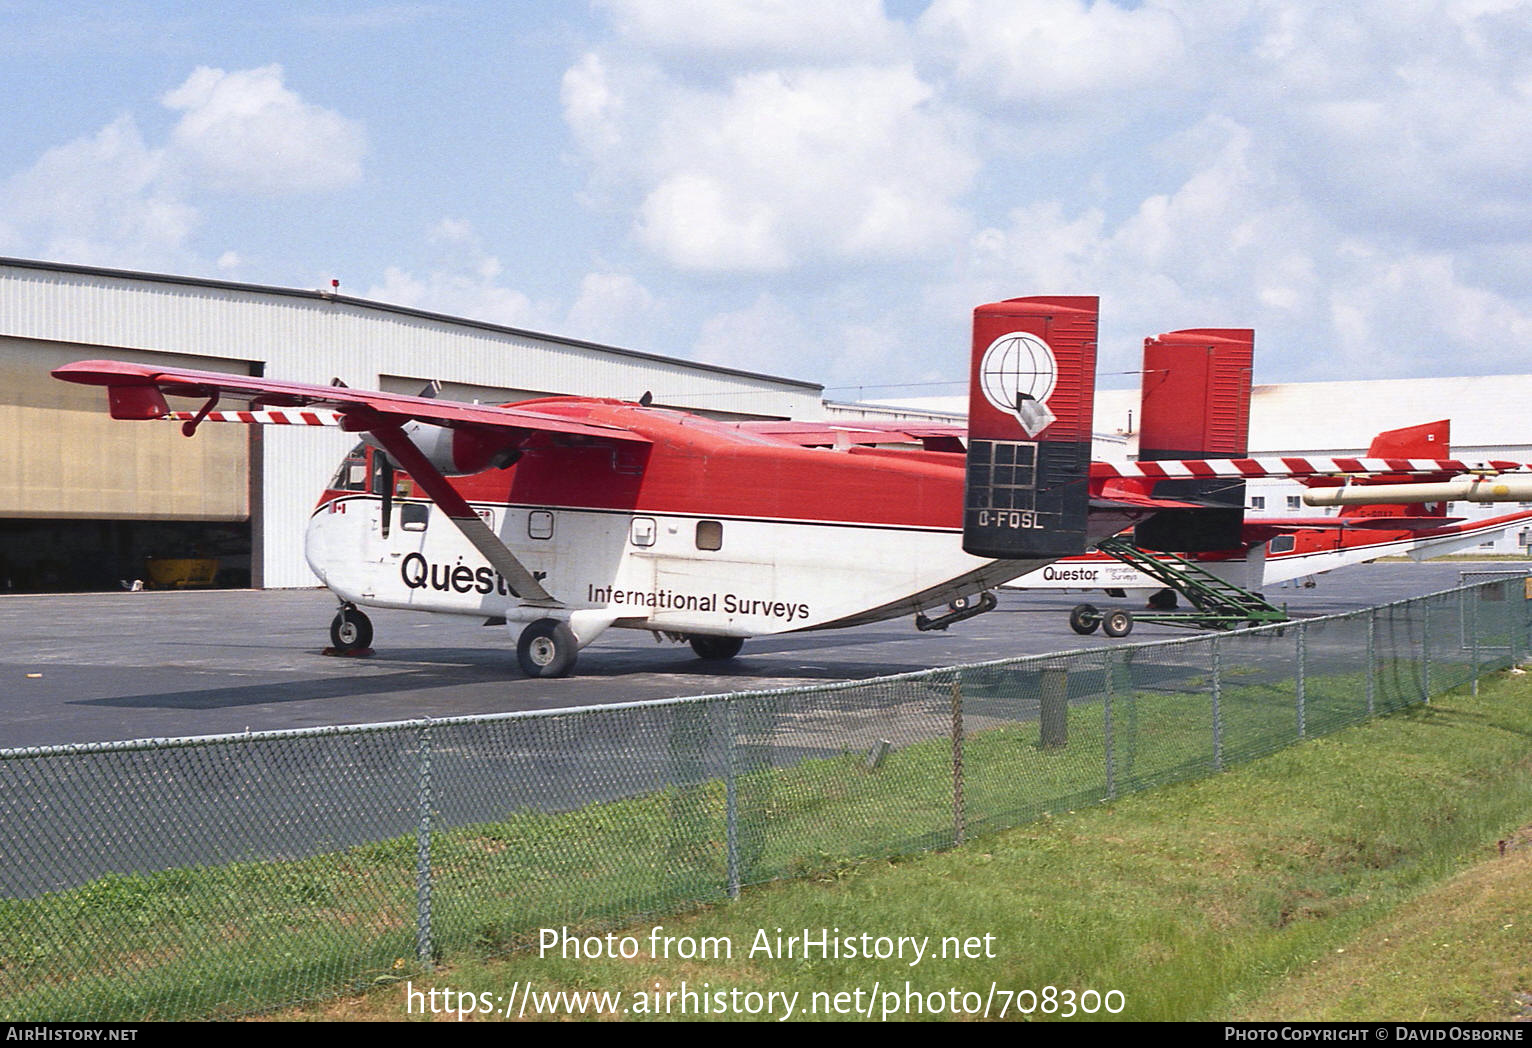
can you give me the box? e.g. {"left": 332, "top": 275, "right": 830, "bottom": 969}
{"left": 53, "top": 360, "right": 653, "bottom": 604}
{"left": 51, "top": 360, "right": 643, "bottom": 441}
{"left": 740, "top": 419, "right": 967, "bottom": 453}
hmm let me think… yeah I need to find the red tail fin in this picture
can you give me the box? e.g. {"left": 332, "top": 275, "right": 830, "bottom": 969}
{"left": 1133, "top": 328, "right": 1253, "bottom": 551}
{"left": 1340, "top": 420, "right": 1452, "bottom": 521}
{"left": 964, "top": 295, "right": 1097, "bottom": 559}
{"left": 1138, "top": 328, "right": 1253, "bottom": 459}
{"left": 1364, "top": 419, "right": 1450, "bottom": 458}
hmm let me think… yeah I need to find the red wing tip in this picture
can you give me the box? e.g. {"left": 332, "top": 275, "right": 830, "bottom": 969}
{"left": 51, "top": 359, "right": 158, "bottom": 385}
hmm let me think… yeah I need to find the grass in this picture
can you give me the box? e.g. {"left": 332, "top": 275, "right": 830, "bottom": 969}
{"left": 286, "top": 670, "right": 1532, "bottom": 1022}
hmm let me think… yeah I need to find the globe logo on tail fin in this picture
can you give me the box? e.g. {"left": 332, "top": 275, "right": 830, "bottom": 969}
{"left": 979, "top": 331, "right": 1058, "bottom": 436}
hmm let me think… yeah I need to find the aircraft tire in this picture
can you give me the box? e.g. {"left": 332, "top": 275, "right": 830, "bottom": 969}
{"left": 1102, "top": 609, "right": 1134, "bottom": 638}
{"left": 690, "top": 635, "right": 744, "bottom": 660}
{"left": 1069, "top": 604, "right": 1101, "bottom": 635}
{"left": 330, "top": 607, "right": 373, "bottom": 651}
{"left": 517, "top": 619, "right": 578, "bottom": 678}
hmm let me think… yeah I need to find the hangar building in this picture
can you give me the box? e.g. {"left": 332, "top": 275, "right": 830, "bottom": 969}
{"left": 0, "top": 258, "right": 824, "bottom": 591}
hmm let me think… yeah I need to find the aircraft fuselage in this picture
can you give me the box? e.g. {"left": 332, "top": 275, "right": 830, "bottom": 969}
{"left": 306, "top": 398, "right": 1039, "bottom": 638}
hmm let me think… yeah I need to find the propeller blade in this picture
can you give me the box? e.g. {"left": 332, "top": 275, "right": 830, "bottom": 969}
{"left": 380, "top": 455, "right": 394, "bottom": 539}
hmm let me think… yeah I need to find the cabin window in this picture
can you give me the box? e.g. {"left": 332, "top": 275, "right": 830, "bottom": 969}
{"left": 400, "top": 503, "right": 429, "bottom": 532}
{"left": 1249, "top": 496, "right": 1265, "bottom": 511}
{"left": 696, "top": 519, "right": 723, "bottom": 551}
{"left": 1286, "top": 496, "right": 1302, "bottom": 511}
{"left": 528, "top": 510, "right": 554, "bottom": 540}
{"left": 630, "top": 517, "right": 656, "bottom": 547}
{"left": 1269, "top": 535, "right": 1295, "bottom": 554}
{"left": 329, "top": 444, "right": 369, "bottom": 491}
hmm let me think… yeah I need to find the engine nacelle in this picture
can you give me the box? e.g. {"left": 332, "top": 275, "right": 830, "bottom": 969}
{"left": 362, "top": 421, "right": 518, "bottom": 476}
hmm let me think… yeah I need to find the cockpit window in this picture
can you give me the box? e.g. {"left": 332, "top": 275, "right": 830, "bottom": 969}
{"left": 330, "top": 444, "right": 369, "bottom": 491}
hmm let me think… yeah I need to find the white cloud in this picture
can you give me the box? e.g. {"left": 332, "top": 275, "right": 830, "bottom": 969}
{"left": 561, "top": 53, "right": 627, "bottom": 155}
{"left": 959, "top": 110, "right": 1532, "bottom": 382}
{"left": 594, "top": 0, "right": 902, "bottom": 64}
{"left": 564, "top": 0, "right": 1532, "bottom": 386}
{"left": 0, "top": 65, "right": 367, "bottom": 273}
{"left": 569, "top": 59, "right": 978, "bottom": 271}
{"left": 1230, "top": 1, "right": 1532, "bottom": 243}
{"left": 691, "top": 293, "right": 810, "bottom": 376}
{"left": 919, "top": 0, "right": 1188, "bottom": 106}
{"left": 364, "top": 219, "right": 553, "bottom": 330}
{"left": 565, "top": 272, "right": 667, "bottom": 347}
{"left": 1325, "top": 249, "right": 1532, "bottom": 374}
{"left": 0, "top": 115, "right": 197, "bottom": 269}
{"left": 162, "top": 65, "right": 366, "bottom": 194}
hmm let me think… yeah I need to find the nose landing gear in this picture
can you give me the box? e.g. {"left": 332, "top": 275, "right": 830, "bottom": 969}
{"left": 327, "top": 603, "right": 374, "bottom": 655}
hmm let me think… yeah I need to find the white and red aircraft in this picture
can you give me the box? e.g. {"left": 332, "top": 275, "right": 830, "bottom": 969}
{"left": 1015, "top": 419, "right": 1532, "bottom": 602}
{"left": 54, "top": 296, "right": 1527, "bottom": 677}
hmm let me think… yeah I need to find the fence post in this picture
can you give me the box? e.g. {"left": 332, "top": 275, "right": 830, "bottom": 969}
{"left": 1296, "top": 623, "right": 1307, "bottom": 741}
{"left": 1366, "top": 610, "right": 1376, "bottom": 717}
{"left": 1211, "top": 636, "right": 1223, "bottom": 772}
{"left": 725, "top": 700, "right": 741, "bottom": 899}
{"left": 1471, "top": 586, "right": 1481, "bottom": 696}
{"left": 1103, "top": 649, "right": 1116, "bottom": 800}
{"left": 1504, "top": 580, "right": 1519, "bottom": 667}
{"left": 416, "top": 719, "right": 434, "bottom": 971}
{"left": 1422, "top": 599, "right": 1432, "bottom": 704}
{"left": 1516, "top": 578, "right": 1528, "bottom": 665}
{"left": 951, "top": 677, "right": 964, "bottom": 848}
{"left": 1040, "top": 663, "right": 1069, "bottom": 749}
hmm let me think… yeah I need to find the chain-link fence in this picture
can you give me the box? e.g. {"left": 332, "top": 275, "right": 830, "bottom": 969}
{"left": 2, "top": 577, "right": 1527, "bottom": 1020}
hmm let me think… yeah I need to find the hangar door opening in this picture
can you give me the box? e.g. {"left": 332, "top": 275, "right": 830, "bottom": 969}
{"left": 0, "top": 339, "right": 255, "bottom": 592}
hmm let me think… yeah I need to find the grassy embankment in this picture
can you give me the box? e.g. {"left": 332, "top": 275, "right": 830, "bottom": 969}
{"left": 295, "top": 671, "right": 1531, "bottom": 1021}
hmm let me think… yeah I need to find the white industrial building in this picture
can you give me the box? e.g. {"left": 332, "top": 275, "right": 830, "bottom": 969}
{"left": 849, "top": 379, "right": 1532, "bottom": 555}
{"left": 0, "top": 258, "right": 825, "bottom": 590}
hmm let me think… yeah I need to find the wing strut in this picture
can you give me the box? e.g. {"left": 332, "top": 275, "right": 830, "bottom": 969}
{"left": 358, "top": 417, "right": 557, "bottom": 604}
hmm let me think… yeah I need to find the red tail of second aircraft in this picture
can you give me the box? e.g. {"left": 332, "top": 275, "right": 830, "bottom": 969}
{"left": 1334, "top": 420, "right": 1453, "bottom": 523}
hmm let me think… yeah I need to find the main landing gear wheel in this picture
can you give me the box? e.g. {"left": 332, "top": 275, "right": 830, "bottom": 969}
{"left": 690, "top": 635, "right": 744, "bottom": 660}
{"left": 1069, "top": 604, "right": 1101, "bottom": 635}
{"left": 329, "top": 606, "right": 373, "bottom": 652}
{"left": 1102, "top": 609, "right": 1135, "bottom": 638}
{"left": 517, "top": 618, "right": 578, "bottom": 678}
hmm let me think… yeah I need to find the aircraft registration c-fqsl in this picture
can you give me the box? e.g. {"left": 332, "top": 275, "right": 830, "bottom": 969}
{"left": 53, "top": 295, "right": 1527, "bottom": 678}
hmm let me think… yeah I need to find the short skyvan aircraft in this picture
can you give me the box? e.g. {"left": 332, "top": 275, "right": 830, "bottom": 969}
{"left": 55, "top": 296, "right": 1524, "bottom": 677}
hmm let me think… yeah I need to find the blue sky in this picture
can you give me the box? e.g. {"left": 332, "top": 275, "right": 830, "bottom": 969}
{"left": 4, "top": 1, "right": 1531, "bottom": 397}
